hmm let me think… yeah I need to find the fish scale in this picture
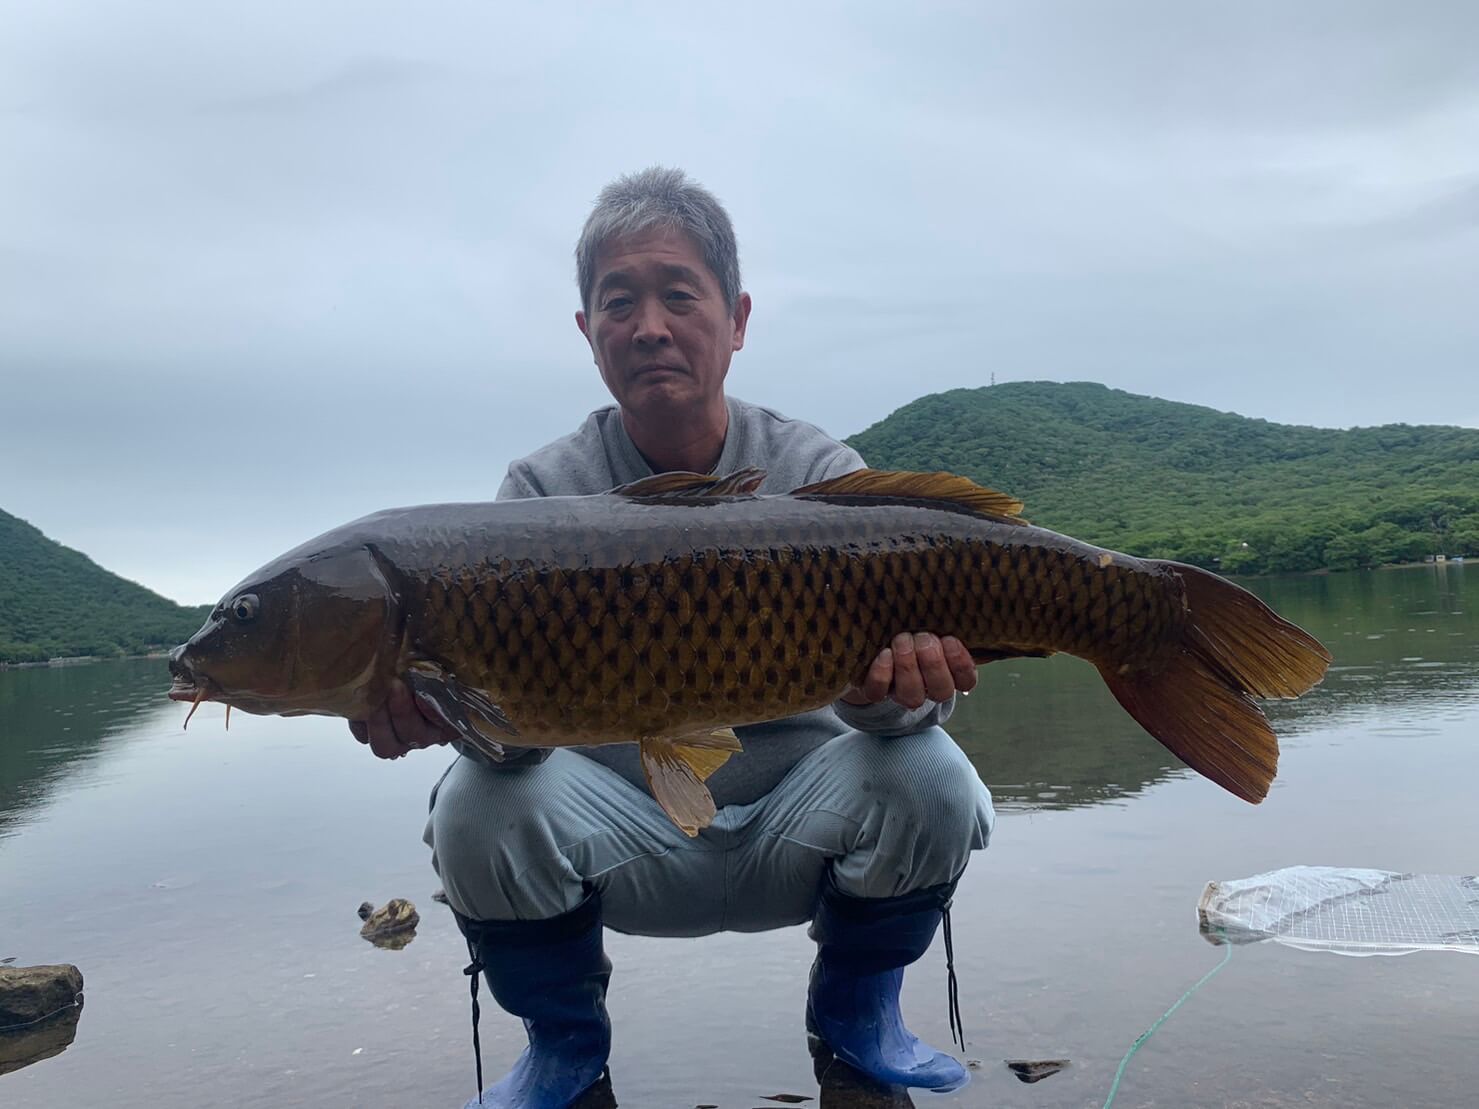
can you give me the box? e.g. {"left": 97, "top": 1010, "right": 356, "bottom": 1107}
{"left": 384, "top": 498, "right": 1184, "bottom": 746}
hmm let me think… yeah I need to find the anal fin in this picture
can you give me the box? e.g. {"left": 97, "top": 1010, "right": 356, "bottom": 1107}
{"left": 640, "top": 728, "right": 743, "bottom": 837}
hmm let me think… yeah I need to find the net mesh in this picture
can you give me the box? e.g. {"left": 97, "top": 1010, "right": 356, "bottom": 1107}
{"left": 1198, "top": 865, "right": 1479, "bottom": 956}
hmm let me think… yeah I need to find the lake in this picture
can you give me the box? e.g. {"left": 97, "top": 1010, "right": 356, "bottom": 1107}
{"left": 2, "top": 565, "right": 1476, "bottom": 1107}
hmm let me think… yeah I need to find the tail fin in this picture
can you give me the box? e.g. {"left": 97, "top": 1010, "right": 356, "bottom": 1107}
{"left": 1098, "top": 562, "right": 1331, "bottom": 803}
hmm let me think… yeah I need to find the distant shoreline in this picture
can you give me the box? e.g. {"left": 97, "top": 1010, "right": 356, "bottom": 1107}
{"left": 1262, "top": 557, "right": 1466, "bottom": 579}
{"left": 0, "top": 650, "right": 171, "bottom": 672}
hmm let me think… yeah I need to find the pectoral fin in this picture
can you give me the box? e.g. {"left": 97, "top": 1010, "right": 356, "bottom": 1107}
{"left": 403, "top": 660, "right": 519, "bottom": 762}
{"left": 639, "top": 728, "right": 743, "bottom": 837}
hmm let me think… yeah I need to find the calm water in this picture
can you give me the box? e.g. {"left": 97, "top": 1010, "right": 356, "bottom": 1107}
{"left": 2, "top": 565, "right": 1476, "bottom": 1107}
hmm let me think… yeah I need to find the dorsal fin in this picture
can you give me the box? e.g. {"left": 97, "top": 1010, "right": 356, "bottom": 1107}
{"left": 611, "top": 467, "right": 766, "bottom": 499}
{"left": 790, "top": 468, "right": 1027, "bottom": 521}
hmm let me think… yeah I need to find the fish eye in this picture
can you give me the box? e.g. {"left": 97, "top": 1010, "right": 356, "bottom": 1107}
{"left": 230, "top": 594, "right": 260, "bottom": 623}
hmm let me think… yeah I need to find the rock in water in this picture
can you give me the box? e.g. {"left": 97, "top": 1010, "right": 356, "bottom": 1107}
{"left": 0, "top": 964, "right": 83, "bottom": 1028}
{"left": 359, "top": 899, "right": 420, "bottom": 949}
{"left": 1005, "top": 1058, "right": 1071, "bottom": 1083}
{"left": 0, "top": 964, "right": 84, "bottom": 1076}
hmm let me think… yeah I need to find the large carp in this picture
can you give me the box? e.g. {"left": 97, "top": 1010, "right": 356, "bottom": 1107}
{"left": 168, "top": 468, "right": 1330, "bottom": 834}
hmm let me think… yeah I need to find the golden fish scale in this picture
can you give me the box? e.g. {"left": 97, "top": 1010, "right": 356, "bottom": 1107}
{"left": 403, "top": 518, "right": 1184, "bottom": 745}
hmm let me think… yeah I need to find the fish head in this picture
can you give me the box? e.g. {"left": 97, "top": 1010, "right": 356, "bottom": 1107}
{"left": 168, "top": 544, "right": 400, "bottom": 719}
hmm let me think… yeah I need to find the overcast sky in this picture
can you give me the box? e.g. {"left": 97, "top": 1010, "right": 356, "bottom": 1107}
{"left": 3, "top": 1, "right": 1476, "bottom": 606}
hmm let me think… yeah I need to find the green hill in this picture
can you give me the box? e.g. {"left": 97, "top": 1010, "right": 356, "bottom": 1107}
{"left": 845, "top": 381, "right": 1479, "bottom": 574}
{"left": 0, "top": 509, "right": 209, "bottom": 664}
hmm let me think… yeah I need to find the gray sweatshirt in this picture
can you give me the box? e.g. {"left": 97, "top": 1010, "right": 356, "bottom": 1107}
{"left": 464, "top": 394, "right": 953, "bottom": 808}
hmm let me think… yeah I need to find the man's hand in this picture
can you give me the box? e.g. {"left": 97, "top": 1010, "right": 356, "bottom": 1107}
{"left": 348, "top": 678, "right": 457, "bottom": 760}
{"left": 839, "top": 632, "right": 979, "bottom": 710}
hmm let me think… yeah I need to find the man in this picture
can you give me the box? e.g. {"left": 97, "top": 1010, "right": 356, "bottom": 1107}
{"left": 351, "top": 168, "right": 995, "bottom": 1109}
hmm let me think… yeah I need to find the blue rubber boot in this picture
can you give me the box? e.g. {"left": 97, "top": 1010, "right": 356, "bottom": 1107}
{"left": 454, "top": 890, "right": 611, "bottom": 1109}
{"left": 805, "top": 870, "right": 969, "bottom": 1094}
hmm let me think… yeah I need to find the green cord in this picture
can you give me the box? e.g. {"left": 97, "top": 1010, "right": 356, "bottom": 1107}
{"left": 1102, "top": 941, "right": 1235, "bottom": 1109}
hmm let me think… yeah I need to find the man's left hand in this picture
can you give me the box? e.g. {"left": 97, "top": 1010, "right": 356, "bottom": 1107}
{"left": 839, "top": 632, "right": 979, "bottom": 710}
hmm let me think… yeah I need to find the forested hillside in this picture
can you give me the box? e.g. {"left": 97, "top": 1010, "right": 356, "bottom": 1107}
{"left": 845, "top": 382, "right": 1479, "bottom": 574}
{"left": 0, "top": 508, "right": 209, "bottom": 663}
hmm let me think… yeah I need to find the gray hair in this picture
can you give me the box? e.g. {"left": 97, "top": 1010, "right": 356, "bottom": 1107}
{"left": 575, "top": 167, "right": 742, "bottom": 312}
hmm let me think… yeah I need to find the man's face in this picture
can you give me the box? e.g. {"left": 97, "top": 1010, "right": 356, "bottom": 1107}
{"left": 576, "top": 226, "right": 751, "bottom": 419}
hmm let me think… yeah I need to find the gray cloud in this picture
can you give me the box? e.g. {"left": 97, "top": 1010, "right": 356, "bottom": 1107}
{"left": 2, "top": 1, "right": 1476, "bottom": 604}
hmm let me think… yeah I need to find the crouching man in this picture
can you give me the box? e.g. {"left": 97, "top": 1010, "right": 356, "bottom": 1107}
{"left": 352, "top": 167, "right": 995, "bottom": 1108}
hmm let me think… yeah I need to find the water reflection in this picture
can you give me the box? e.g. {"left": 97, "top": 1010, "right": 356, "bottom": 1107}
{"left": 1257, "top": 565, "right": 1477, "bottom": 727}
{"left": 951, "top": 565, "right": 1475, "bottom": 812}
{"left": 0, "top": 659, "right": 168, "bottom": 838}
{"left": 0, "top": 1007, "right": 83, "bottom": 1077}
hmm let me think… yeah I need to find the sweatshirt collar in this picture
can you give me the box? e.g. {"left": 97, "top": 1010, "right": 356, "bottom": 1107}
{"left": 609, "top": 394, "right": 744, "bottom": 481}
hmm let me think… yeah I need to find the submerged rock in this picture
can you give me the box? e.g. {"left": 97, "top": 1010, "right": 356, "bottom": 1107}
{"left": 1005, "top": 1058, "right": 1071, "bottom": 1083}
{"left": 358, "top": 899, "right": 420, "bottom": 949}
{"left": 807, "top": 1038, "right": 912, "bottom": 1107}
{"left": 0, "top": 964, "right": 84, "bottom": 1076}
{"left": 815, "top": 1059, "right": 913, "bottom": 1107}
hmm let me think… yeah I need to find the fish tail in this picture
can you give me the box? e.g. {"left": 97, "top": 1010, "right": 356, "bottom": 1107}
{"left": 1097, "top": 562, "right": 1331, "bottom": 803}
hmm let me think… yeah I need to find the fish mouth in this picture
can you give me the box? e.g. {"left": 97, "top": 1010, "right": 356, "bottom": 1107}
{"left": 166, "top": 676, "right": 212, "bottom": 703}
{"left": 166, "top": 647, "right": 221, "bottom": 729}
{"left": 167, "top": 646, "right": 207, "bottom": 701}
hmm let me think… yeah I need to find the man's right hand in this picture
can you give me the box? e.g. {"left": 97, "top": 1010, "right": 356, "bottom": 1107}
{"left": 349, "top": 679, "right": 457, "bottom": 760}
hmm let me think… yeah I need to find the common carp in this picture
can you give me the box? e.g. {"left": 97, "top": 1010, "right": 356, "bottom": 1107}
{"left": 167, "top": 468, "right": 1331, "bottom": 834}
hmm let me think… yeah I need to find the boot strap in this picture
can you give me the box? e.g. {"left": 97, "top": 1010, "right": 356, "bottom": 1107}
{"left": 942, "top": 901, "right": 964, "bottom": 1050}
{"left": 463, "top": 943, "right": 485, "bottom": 1104}
{"left": 452, "top": 887, "right": 602, "bottom": 1104}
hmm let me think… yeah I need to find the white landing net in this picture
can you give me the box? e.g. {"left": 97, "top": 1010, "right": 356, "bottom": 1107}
{"left": 1198, "top": 865, "right": 1479, "bottom": 956}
